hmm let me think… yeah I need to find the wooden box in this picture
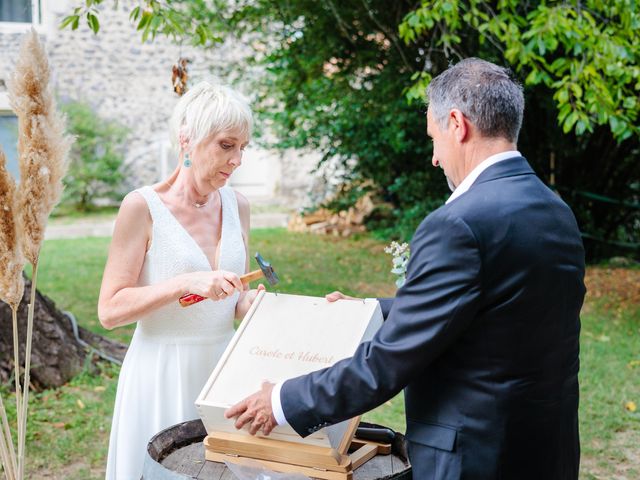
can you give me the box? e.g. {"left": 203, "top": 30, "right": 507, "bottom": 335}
{"left": 195, "top": 291, "right": 383, "bottom": 449}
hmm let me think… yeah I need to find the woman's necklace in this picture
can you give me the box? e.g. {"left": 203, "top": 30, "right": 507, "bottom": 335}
{"left": 193, "top": 197, "right": 211, "bottom": 208}
{"left": 165, "top": 180, "right": 212, "bottom": 208}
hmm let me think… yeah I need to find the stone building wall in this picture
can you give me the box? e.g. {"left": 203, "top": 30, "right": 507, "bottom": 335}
{"left": 0, "top": 0, "right": 321, "bottom": 205}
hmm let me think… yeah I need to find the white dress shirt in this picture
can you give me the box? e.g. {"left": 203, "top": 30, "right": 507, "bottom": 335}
{"left": 271, "top": 150, "right": 521, "bottom": 426}
{"left": 271, "top": 381, "right": 287, "bottom": 425}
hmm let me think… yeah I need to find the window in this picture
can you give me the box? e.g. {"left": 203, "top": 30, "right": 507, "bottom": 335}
{"left": 0, "top": 0, "right": 40, "bottom": 25}
{"left": 0, "top": 114, "right": 20, "bottom": 181}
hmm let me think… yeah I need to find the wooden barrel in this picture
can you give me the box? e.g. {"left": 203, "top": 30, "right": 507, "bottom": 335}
{"left": 142, "top": 419, "right": 412, "bottom": 479}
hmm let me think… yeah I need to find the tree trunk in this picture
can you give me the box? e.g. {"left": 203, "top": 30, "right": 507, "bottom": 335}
{"left": 0, "top": 277, "right": 126, "bottom": 390}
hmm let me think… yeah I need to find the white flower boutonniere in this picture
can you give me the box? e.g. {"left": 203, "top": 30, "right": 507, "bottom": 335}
{"left": 384, "top": 241, "right": 410, "bottom": 288}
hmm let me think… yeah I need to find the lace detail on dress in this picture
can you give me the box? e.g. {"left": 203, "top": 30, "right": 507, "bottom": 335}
{"left": 132, "top": 185, "right": 245, "bottom": 343}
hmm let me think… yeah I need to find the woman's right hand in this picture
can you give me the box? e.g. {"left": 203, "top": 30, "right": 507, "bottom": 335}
{"left": 181, "top": 270, "right": 244, "bottom": 301}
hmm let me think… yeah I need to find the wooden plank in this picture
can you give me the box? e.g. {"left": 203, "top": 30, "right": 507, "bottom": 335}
{"left": 205, "top": 431, "right": 339, "bottom": 459}
{"left": 218, "top": 468, "right": 237, "bottom": 480}
{"left": 390, "top": 453, "right": 409, "bottom": 474}
{"left": 353, "top": 454, "right": 392, "bottom": 479}
{"left": 162, "top": 443, "right": 206, "bottom": 476}
{"left": 206, "top": 452, "right": 353, "bottom": 480}
{"left": 349, "top": 443, "right": 378, "bottom": 470}
{"left": 205, "top": 432, "right": 351, "bottom": 471}
{"left": 350, "top": 439, "right": 392, "bottom": 455}
{"left": 337, "top": 417, "right": 361, "bottom": 456}
{"left": 197, "top": 460, "right": 227, "bottom": 480}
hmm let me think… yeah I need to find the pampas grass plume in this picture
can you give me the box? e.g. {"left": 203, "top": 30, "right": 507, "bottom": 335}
{"left": 0, "top": 148, "right": 24, "bottom": 310}
{"left": 8, "top": 28, "right": 72, "bottom": 265}
{"left": 4, "top": 28, "right": 73, "bottom": 480}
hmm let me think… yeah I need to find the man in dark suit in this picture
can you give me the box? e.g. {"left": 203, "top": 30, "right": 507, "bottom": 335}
{"left": 226, "top": 58, "right": 586, "bottom": 479}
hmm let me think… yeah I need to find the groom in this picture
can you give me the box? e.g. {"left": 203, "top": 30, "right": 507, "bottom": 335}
{"left": 226, "top": 58, "right": 586, "bottom": 479}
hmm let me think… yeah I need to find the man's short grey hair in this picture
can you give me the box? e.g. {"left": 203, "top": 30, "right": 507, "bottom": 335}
{"left": 169, "top": 81, "right": 253, "bottom": 152}
{"left": 426, "top": 58, "right": 524, "bottom": 143}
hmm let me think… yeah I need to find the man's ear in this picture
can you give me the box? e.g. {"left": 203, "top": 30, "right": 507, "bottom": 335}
{"left": 449, "top": 109, "right": 469, "bottom": 143}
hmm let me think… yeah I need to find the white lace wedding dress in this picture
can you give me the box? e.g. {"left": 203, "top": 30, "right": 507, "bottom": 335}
{"left": 105, "top": 185, "right": 245, "bottom": 480}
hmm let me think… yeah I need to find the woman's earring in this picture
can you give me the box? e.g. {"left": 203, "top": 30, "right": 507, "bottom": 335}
{"left": 183, "top": 154, "right": 192, "bottom": 167}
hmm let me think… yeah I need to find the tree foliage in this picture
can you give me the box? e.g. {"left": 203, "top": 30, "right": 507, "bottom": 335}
{"left": 61, "top": 0, "right": 224, "bottom": 45}
{"left": 400, "top": 0, "right": 640, "bottom": 142}
{"left": 66, "top": 0, "right": 640, "bottom": 259}
{"left": 237, "top": 1, "right": 450, "bottom": 239}
{"left": 398, "top": 0, "right": 640, "bottom": 258}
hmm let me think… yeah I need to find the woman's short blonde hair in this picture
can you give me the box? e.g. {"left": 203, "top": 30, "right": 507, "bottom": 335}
{"left": 169, "top": 81, "right": 253, "bottom": 152}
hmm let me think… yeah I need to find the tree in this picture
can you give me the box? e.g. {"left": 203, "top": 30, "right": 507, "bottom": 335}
{"left": 66, "top": 0, "right": 640, "bottom": 259}
{"left": 398, "top": 0, "right": 640, "bottom": 258}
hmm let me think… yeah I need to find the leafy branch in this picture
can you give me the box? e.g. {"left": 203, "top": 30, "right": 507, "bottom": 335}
{"left": 60, "top": 0, "right": 225, "bottom": 46}
{"left": 399, "top": 0, "right": 640, "bottom": 142}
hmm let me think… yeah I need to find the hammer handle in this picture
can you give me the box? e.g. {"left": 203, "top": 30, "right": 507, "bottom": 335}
{"left": 240, "top": 269, "right": 264, "bottom": 283}
{"left": 178, "top": 269, "right": 264, "bottom": 307}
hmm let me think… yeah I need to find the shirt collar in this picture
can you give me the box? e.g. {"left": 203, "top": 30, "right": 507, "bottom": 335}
{"left": 445, "top": 150, "right": 521, "bottom": 204}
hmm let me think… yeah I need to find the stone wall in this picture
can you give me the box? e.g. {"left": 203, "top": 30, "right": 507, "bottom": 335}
{"left": 0, "top": 0, "right": 321, "bottom": 205}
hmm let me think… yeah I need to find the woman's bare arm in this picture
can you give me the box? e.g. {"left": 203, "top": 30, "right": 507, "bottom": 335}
{"left": 98, "top": 192, "right": 243, "bottom": 329}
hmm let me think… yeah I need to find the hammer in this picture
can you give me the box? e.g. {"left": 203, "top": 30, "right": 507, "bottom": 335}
{"left": 178, "top": 252, "right": 279, "bottom": 307}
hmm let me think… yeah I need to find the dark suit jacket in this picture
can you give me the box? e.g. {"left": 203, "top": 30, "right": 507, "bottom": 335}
{"left": 281, "top": 157, "right": 585, "bottom": 480}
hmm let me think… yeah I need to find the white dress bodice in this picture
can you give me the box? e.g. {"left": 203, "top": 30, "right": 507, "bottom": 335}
{"left": 134, "top": 185, "right": 245, "bottom": 342}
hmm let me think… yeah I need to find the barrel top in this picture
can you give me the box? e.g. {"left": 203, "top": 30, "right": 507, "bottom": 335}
{"left": 144, "top": 420, "right": 411, "bottom": 480}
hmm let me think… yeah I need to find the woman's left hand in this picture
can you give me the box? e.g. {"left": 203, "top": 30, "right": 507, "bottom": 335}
{"left": 235, "top": 284, "right": 266, "bottom": 319}
{"left": 249, "top": 283, "right": 266, "bottom": 301}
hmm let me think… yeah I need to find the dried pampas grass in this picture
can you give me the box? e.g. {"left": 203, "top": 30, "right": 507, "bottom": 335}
{"left": 8, "top": 28, "right": 72, "bottom": 266}
{"left": 0, "top": 148, "right": 24, "bottom": 478}
{"left": 0, "top": 28, "right": 72, "bottom": 480}
{"left": 0, "top": 148, "right": 24, "bottom": 310}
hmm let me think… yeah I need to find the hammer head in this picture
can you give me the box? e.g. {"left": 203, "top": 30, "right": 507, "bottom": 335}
{"left": 255, "top": 252, "right": 279, "bottom": 286}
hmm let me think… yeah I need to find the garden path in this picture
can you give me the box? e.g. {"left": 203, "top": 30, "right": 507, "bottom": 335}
{"left": 44, "top": 212, "right": 290, "bottom": 239}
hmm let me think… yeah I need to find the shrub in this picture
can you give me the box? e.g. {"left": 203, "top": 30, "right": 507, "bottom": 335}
{"left": 61, "top": 101, "right": 128, "bottom": 212}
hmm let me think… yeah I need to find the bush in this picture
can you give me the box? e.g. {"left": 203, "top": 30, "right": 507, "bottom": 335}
{"left": 61, "top": 101, "right": 128, "bottom": 212}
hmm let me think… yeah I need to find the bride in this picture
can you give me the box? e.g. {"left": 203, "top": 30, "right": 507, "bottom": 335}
{"left": 98, "top": 81, "right": 263, "bottom": 480}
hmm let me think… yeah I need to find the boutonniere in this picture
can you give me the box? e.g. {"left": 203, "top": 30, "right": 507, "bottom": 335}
{"left": 384, "top": 241, "right": 410, "bottom": 288}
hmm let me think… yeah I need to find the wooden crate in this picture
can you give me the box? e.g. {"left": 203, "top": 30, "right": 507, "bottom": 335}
{"left": 195, "top": 291, "right": 384, "bottom": 476}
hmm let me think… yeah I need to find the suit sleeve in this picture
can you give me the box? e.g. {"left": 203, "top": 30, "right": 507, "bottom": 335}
{"left": 281, "top": 213, "right": 483, "bottom": 437}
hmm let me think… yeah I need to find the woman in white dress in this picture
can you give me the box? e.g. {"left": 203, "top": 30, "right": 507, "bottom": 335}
{"left": 98, "top": 82, "right": 263, "bottom": 480}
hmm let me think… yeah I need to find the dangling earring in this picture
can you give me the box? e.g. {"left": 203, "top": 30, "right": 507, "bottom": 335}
{"left": 183, "top": 153, "right": 192, "bottom": 167}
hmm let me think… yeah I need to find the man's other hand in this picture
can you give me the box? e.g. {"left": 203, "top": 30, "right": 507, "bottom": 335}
{"left": 224, "top": 381, "right": 277, "bottom": 435}
{"left": 325, "top": 291, "right": 359, "bottom": 302}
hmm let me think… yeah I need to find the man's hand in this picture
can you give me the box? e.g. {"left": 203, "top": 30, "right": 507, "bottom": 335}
{"left": 325, "top": 291, "right": 359, "bottom": 302}
{"left": 225, "top": 381, "right": 278, "bottom": 435}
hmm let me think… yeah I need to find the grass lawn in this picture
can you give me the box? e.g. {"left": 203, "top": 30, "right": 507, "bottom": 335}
{"left": 4, "top": 229, "right": 639, "bottom": 478}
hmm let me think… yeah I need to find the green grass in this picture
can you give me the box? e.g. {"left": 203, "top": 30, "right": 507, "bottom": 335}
{"left": 27, "top": 237, "right": 134, "bottom": 344}
{"left": 6, "top": 229, "right": 640, "bottom": 478}
{"left": 579, "top": 300, "right": 640, "bottom": 478}
{"left": 1, "top": 363, "right": 118, "bottom": 479}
